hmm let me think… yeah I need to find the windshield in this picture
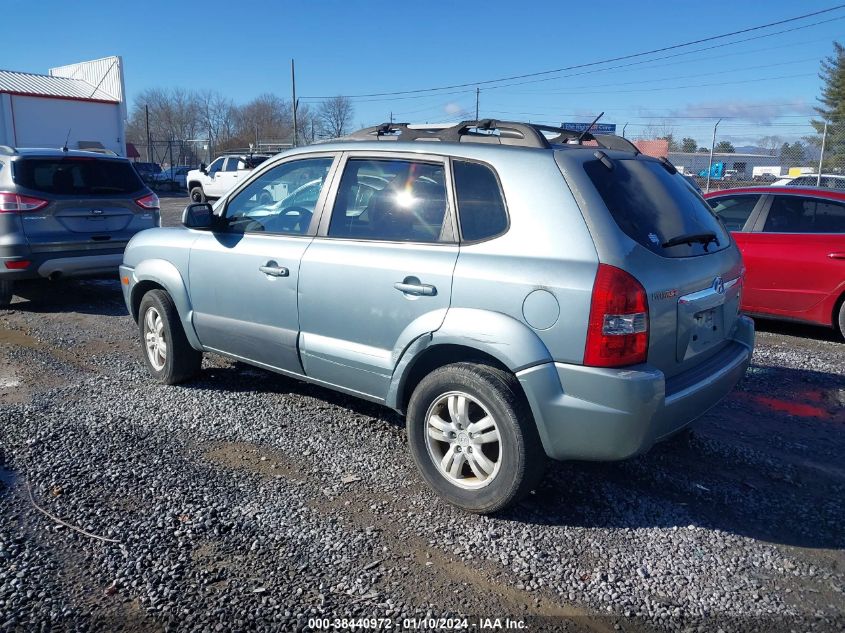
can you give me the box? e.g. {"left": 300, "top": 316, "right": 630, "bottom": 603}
{"left": 583, "top": 157, "right": 730, "bottom": 258}
{"left": 14, "top": 158, "right": 145, "bottom": 196}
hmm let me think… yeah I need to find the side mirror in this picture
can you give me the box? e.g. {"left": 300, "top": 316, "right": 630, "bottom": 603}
{"left": 200, "top": 163, "right": 207, "bottom": 174}
{"left": 182, "top": 203, "right": 215, "bottom": 229}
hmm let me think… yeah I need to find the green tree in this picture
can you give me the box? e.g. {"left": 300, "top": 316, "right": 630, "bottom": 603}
{"left": 714, "top": 140, "right": 735, "bottom": 153}
{"left": 697, "top": 146, "right": 709, "bottom": 153}
{"left": 681, "top": 137, "right": 697, "bottom": 153}
{"left": 780, "top": 141, "right": 806, "bottom": 167}
{"left": 810, "top": 42, "right": 845, "bottom": 172}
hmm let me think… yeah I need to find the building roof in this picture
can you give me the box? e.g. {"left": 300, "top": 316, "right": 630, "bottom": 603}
{"left": 633, "top": 139, "right": 669, "bottom": 157}
{"left": 0, "top": 69, "right": 119, "bottom": 103}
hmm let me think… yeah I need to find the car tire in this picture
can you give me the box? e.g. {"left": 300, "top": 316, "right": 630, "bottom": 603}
{"left": 837, "top": 298, "right": 845, "bottom": 340}
{"left": 138, "top": 289, "right": 202, "bottom": 384}
{"left": 406, "top": 362, "right": 546, "bottom": 514}
{"left": 0, "top": 280, "right": 12, "bottom": 308}
{"left": 190, "top": 186, "right": 206, "bottom": 203}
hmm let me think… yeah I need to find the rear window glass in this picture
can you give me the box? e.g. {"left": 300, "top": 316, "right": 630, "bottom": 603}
{"left": 14, "top": 158, "right": 144, "bottom": 195}
{"left": 453, "top": 160, "right": 508, "bottom": 241}
{"left": 584, "top": 158, "right": 730, "bottom": 258}
{"left": 763, "top": 195, "right": 845, "bottom": 233}
{"left": 244, "top": 156, "right": 269, "bottom": 169}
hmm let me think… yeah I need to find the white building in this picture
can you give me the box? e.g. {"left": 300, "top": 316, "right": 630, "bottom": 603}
{"left": 0, "top": 56, "right": 127, "bottom": 156}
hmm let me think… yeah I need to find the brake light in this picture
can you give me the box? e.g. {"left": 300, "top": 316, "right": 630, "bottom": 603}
{"left": 584, "top": 264, "right": 649, "bottom": 367}
{"left": 0, "top": 192, "right": 49, "bottom": 214}
{"left": 135, "top": 192, "right": 160, "bottom": 210}
{"left": 4, "top": 260, "right": 30, "bottom": 270}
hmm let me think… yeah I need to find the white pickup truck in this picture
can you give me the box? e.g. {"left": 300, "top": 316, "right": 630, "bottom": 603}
{"left": 187, "top": 153, "right": 271, "bottom": 202}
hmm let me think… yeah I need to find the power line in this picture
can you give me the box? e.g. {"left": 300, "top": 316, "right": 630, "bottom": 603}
{"left": 303, "top": 14, "right": 844, "bottom": 106}
{"left": 301, "top": 5, "right": 845, "bottom": 99}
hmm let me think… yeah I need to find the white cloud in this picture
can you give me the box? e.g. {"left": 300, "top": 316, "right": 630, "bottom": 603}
{"left": 444, "top": 103, "right": 464, "bottom": 116}
{"left": 651, "top": 100, "right": 812, "bottom": 125}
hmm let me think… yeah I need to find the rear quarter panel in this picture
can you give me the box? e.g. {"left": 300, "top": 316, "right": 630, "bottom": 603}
{"left": 448, "top": 149, "right": 598, "bottom": 365}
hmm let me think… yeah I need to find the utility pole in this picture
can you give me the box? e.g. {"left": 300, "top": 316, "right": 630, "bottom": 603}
{"left": 475, "top": 87, "right": 480, "bottom": 120}
{"left": 390, "top": 111, "right": 393, "bottom": 124}
{"left": 622, "top": 122, "right": 629, "bottom": 138}
{"left": 291, "top": 59, "right": 298, "bottom": 147}
{"left": 145, "top": 105, "right": 151, "bottom": 162}
{"left": 817, "top": 120, "right": 828, "bottom": 186}
{"left": 706, "top": 118, "right": 722, "bottom": 194}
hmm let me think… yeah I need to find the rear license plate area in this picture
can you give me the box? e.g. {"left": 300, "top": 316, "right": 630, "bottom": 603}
{"left": 677, "top": 305, "right": 726, "bottom": 361}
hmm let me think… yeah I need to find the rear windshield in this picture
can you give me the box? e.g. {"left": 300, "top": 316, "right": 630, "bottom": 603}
{"left": 583, "top": 157, "right": 730, "bottom": 258}
{"left": 14, "top": 158, "right": 144, "bottom": 196}
{"left": 244, "top": 156, "right": 269, "bottom": 169}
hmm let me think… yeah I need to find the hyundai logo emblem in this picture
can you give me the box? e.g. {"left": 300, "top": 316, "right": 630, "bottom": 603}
{"left": 91, "top": 209, "right": 104, "bottom": 215}
{"left": 713, "top": 276, "right": 725, "bottom": 295}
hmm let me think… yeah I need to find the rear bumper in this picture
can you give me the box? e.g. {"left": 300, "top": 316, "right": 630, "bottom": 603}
{"left": 0, "top": 247, "right": 126, "bottom": 280}
{"left": 518, "top": 316, "right": 754, "bottom": 461}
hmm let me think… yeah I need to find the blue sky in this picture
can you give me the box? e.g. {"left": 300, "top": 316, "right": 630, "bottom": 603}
{"left": 3, "top": 0, "right": 843, "bottom": 146}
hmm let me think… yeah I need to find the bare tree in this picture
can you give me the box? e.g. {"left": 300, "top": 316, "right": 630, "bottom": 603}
{"left": 758, "top": 135, "right": 783, "bottom": 156}
{"left": 318, "top": 96, "right": 354, "bottom": 139}
{"left": 236, "top": 93, "right": 294, "bottom": 147}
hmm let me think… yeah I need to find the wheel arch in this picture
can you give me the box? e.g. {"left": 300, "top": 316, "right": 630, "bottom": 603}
{"left": 387, "top": 308, "right": 554, "bottom": 414}
{"left": 834, "top": 289, "right": 845, "bottom": 337}
{"left": 130, "top": 259, "right": 202, "bottom": 350}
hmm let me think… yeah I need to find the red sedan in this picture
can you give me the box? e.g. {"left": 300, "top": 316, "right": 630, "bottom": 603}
{"left": 704, "top": 187, "right": 845, "bottom": 337}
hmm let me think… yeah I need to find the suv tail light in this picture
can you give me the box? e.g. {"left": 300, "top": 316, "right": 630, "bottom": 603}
{"left": 584, "top": 264, "right": 649, "bottom": 367}
{"left": 135, "top": 192, "right": 160, "bottom": 210}
{"left": 0, "top": 192, "right": 49, "bottom": 214}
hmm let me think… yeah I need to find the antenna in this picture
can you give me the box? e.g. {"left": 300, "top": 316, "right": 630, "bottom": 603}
{"left": 62, "top": 129, "right": 72, "bottom": 152}
{"left": 577, "top": 112, "right": 604, "bottom": 143}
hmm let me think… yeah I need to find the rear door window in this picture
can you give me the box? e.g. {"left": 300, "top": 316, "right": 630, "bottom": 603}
{"left": 707, "top": 195, "right": 761, "bottom": 231}
{"left": 13, "top": 158, "right": 144, "bottom": 195}
{"left": 764, "top": 196, "right": 845, "bottom": 233}
{"left": 583, "top": 157, "right": 730, "bottom": 257}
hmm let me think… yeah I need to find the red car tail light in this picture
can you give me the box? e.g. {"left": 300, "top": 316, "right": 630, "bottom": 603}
{"left": 135, "top": 192, "right": 160, "bottom": 210}
{"left": 0, "top": 192, "right": 49, "bottom": 214}
{"left": 4, "top": 260, "right": 31, "bottom": 270}
{"left": 584, "top": 264, "right": 649, "bottom": 367}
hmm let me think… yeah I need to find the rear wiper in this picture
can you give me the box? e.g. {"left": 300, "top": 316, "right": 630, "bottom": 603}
{"left": 661, "top": 232, "right": 719, "bottom": 250}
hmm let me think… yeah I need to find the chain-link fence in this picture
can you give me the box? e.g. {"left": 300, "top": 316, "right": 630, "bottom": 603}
{"left": 622, "top": 118, "right": 845, "bottom": 193}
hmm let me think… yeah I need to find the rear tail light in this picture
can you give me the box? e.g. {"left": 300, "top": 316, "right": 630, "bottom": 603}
{"left": 135, "top": 192, "right": 160, "bottom": 210}
{"left": 0, "top": 192, "right": 49, "bottom": 213}
{"left": 584, "top": 264, "right": 649, "bottom": 367}
{"left": 4, "top": 260, "right": 31, "bottom": 270}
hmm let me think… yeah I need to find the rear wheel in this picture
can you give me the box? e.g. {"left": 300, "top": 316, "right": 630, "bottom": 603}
{"left": 406, "top": 362, "right": 546, "bottom": 514}
{"left": 138, "top": 289, "right": 202, "bottom": 384}
{"left": 837, "top": 299, "right": 845, "bottom": 340}
{"left": 0, "top": 280, "right": 12, "bottom": 308}
{"left": 190, "top": 186, "right": 206, "bottom": 203}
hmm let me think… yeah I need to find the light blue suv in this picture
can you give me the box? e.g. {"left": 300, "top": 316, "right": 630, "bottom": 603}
{"left": 120, "top": 121, "right": 754, "bottom": 513}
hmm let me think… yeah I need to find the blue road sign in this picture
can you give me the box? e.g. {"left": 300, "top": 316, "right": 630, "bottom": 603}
{"left": 562, "top": 122, "right": 617, "bottom": 134}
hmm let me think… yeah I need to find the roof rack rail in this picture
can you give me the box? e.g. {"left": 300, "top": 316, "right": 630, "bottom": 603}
{"left": 345, "top": 120, "right": 640, "bottom": 153}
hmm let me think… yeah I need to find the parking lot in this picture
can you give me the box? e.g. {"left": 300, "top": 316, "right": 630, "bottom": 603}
{"left": 0, "top": 194, "right": 840, "bottom": 631}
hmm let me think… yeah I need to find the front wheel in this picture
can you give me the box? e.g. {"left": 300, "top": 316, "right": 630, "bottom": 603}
{"left": 407, "top": 362, "right": 546, "bottom": 514}
{"left": 138, "top": 289, "right": 202, "bottom": 384}
{"left": 190, "top": 186, "right": 206, "bottom": 203}
{"left": 0, "top": 280, "right": 12, "bottom": 308}
{"left": 837, "top": 299, "right": 845, "bottom": 340}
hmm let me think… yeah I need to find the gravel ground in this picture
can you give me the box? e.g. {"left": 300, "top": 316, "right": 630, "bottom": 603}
{"left": 0, "top": 195, "right": 843, "bottom": 632}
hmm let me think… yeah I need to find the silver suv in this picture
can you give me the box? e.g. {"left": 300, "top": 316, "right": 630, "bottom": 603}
{"left": 121, "top": 121, "right": 754, "bottom": 513}
{"left": 0, "top": 147, "right": 160, "bottom": 307}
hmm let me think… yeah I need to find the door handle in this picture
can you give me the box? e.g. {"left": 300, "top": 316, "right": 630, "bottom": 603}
{"left": 394, "top": 281, "right": 437, "bottom": 296}
{"left": 829, "top": 252, "right": 845, "bottom": 260}
{"left": 259, "top": 261, "right": 289, "bottom": 277}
